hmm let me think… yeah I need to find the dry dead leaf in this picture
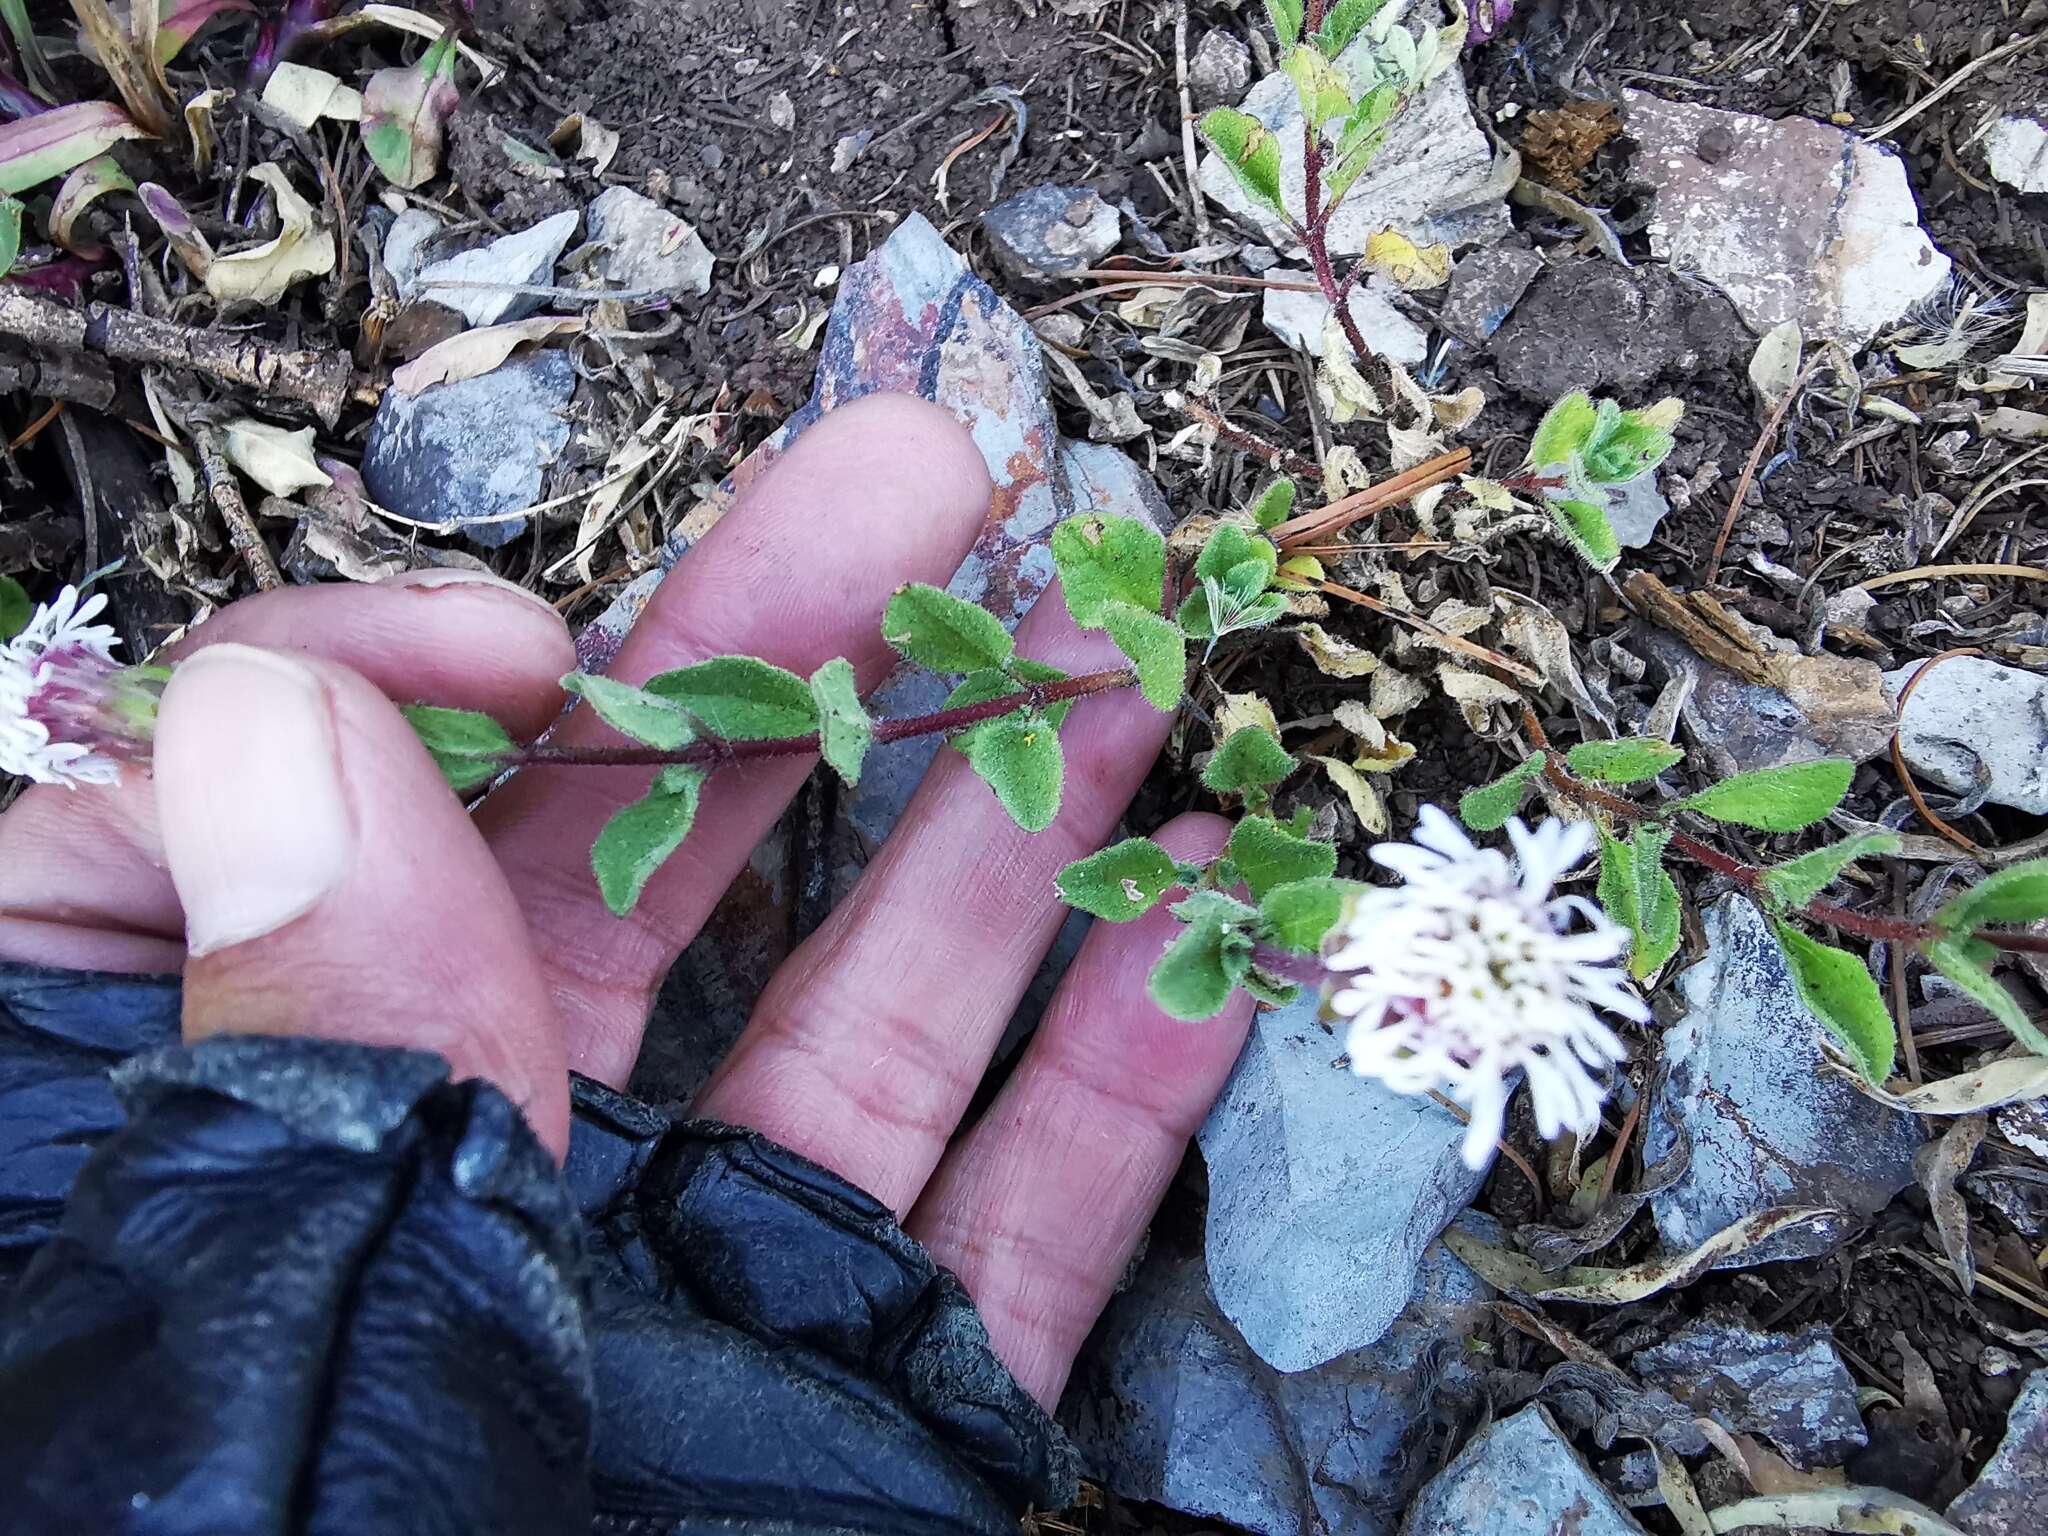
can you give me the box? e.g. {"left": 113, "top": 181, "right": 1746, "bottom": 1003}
{"left": 205, "top": 162, "right": 335, "bottom": 303}
{"left": 1216, "top": 691, "right": 1280, "bottom": 742}
{"left": 1363, "top": 227, "right": 1451, "bottom": 290}
{"left": 549, "top": 112, "right": 620, "bottom": 177}
{"left": 224, "top": 418, "right": 332, "bottom": 497}
{"left": 1295, "top": 622, "right": 1380, "bottom": 679}
{"left": 391, "top": 316, "right": 582, "bottom": 395}
{"left": 1312, "top": 755, "right": 1387, "bottom": 834}
{"left": 260, "top": 63, "right": 363, "bottom": 128}
{"left": 1749, "top": 320, "right": 1804, "bottom": 408}
{"left": 1369, "top": 663, "right": 1428, "bottom": 718}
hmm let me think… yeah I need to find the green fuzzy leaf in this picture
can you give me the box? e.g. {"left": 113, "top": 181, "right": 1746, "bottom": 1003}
{"left": 1173, "top": 888, "right": 1261, "bottom": 926}
{"left": 1259, "top": 876, "right": 1355, "bottom": 953}
{"left": 1565, "top": 738, "right": 1683, "bottom": 785}
{"left": 1241, "top": 970, "right": 1302, "bottom": 1007}
{"left": 1101, "top": 600, "right": 1186, "bottom": 711}
{"left": 945, "top": 663, "right": 1074, "bottom": 756}
{"left": 1773, "top": 921, "right": 1896, "bottom": 1084}
{"left": 1262, "top": 0, "right": 1304, "bottom": 47}
{"left": 1759, "top": 831, "right": 1902, "bottom": 912}
{"left": 1149, "top": 917, "right": 1254, "bottom": 1021}
{"left": 0, "top": 573, "right": 28, "bottom": 641}
{"left": 1934, "top": 858, "right": 2048, "bottom": 935}
{"left": 882, "top": 583, "right": 1014, "bottom": 673}
{"left": 1680, "top": 759, "right": 1854, "bottom": 833}
{"left": 1248, "top": 478, "right": 1297, "bottom": 530}
{"left": 561, "top": 671, "right": 698, "bottom": 750}
{"left": 592, "top": 764, "right": 706, "bottom": 917}
{"left": 1530, "top": 392, "right": 1598, "bottom": 469}
{"left": 1552, "top": 497, "right": 1621, "bottom": 573}
{"left": 1924, "top": 936, "right": 2048, "bottom": 1057}
{"left": 1227, "top": 815, "right": 1338, "bottom": 900}
{"left": 808, "top": 657, "right": 872, "bottom": 787}
{"left": 1198, "top": 107, "right": 1285, "bottom": 216}
{"left": 1581, "top": 413, "right": 1676, "bottom": 486}
{"left": 1327, "top": 82, "right": 1400, "bottom": 199}
{"left": 1317, "top": 0, "right": 1393, "bottom": 52}
{"left": 1282, "top": 45, "right": 1352, "bottom": 128}
{"left": 1458, "top": 751, "right": 1547, "bottom": 831}
{"left": 402, "top": 704, "right": 514, "bottom": 793}
{"left": 1050, "top": 512, "right": 1167, "bottom": 627}
{"left": 1597, "top": 826, "right": 1681, "bottom": 980}
{"left": 963, "top": 713, "right": 1064, "bottom": 832}
{"left": 1203, "top": 725, "right": 1296, "bottom": 794}
{"left": 1057, "top": 837, "right": 1180, "bottom": 922}
{"left": 645, "top": 656, "right": 818, "bottom": 740}
{"left": 1196, "top": 523, "right": 1277, "bottom": 587}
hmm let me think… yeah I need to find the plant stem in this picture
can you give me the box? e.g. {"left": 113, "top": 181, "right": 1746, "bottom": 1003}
{"left": 1249, "top": 942, "right": 1333, "bottom": 988}
{"left": 505, "top": 667, "right": 1138, "bottom": 771}
{"left": 1519, "top": 708, "right": 2048, "bottom": 960}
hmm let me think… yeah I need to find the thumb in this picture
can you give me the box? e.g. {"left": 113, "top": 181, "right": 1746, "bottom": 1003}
{"left": 155, "top": 643, "right": 569, "bottom": 1157}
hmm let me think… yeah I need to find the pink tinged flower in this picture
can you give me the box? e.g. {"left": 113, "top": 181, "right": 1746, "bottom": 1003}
{"left": 0, "top": 586, "right": 133, "bottom": 787}
{"left": 1323, "top": 806, "right": 1648, "bottom": 1169}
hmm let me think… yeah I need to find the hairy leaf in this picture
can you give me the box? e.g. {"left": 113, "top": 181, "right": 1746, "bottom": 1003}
{"left": 1759, "top": 831, "right": 1901, "bottom": 912}
{"left": 1772, "top": 921, "right": 1896, "bottom": 1084}
{"left": 944, "top": 661, "right": 1074, "bottom": 755}
{"left": 1197, "top": 107, "right": 1284, "bottom": 216}
{"left": 1100, "top": 600, "right": 1185, "bottom": 710}
{"left": 1149, "top": 917, "right": 1253, "bottom": 1021}
{"left": 1195, "top": 523, "right": 1277, "bottom": 586}
{"left": 1597, "top": 826, "right": 1680, "bottom": 980}
{"left": 592, "top": 765, "right": 706, "bottom": 917}
{"left": 1050, "top": 513, "right": 1167, "bottom": 628}
{"left": 1259, "top": 876, "right": 1355, "bottom": 953}
{"left": 1317, "top": 0, "right": 1393, "bottom": 52}
{"left": 403, "top": 704, "right": 513, "bottom": 792}
{"left": 1680, "top": 758, "right": 1853, "bottom": 833}
{"left": 1203, "top": 724, "right": 1296, "bottom": 794}
{"left": 1248, "top": 478, "right": 1297, "bottom": 529}
{"left": 1529, "top": 391, "right": 1597, "bottom": 468}
{"left": 1924, "top": 937, "right": 2048, "bottom": 1058}
{"left": 1565, "top": 738, "right": 1683, "bottom": 785}
{"left": 1262, "top": 0, "right": 1304, "bottom": 47}
{"left": 561, "top": 671, "right": 697, "bottom": 750}
{"left": 645, "top": 656, "right": 818, "bottom": 740}
{"left": 1057, "top": 837, "right": 1179, "bottom": 922}
{"left": 808, "top": 657, "right": 872, "bottom": 787}
{"left": 1458, "top": 751, "right": 1546, "bottom": 830}
{"left": 1551, "top": 497, "right": 1620, "bottom": 573}
{"left": 1282, "top": 44, "right": 1351, "bottom": 128}
{"left": 1228, "top": 815, "right": 1337, "bottom": 900}
{"left": 882, "top": 582, "right": 1015, "bottom": 672}
{"left": 963, "top": 714, "right": 1063, "bottom": 832}
{"left": 1581, "top": 404, "right": 1679, "bottom": 486}
{"left": 1934, "top": 857, "right": 2048, "bottom": 935}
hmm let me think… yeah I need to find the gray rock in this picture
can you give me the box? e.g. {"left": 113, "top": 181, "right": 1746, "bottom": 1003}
{"left": 1262, "top": 270, "right": 1428, "bottom": 365}
{"left": 382, "top": 207, "right": 441, "bottom": 292}
{"left": 1402, "top": 1404, "right": 1647, "bottom": 1536}
{"left": 414, "top": 209, "right": 580, "bottom": 327}
{"left": 584, "top": 187, "right": 713, "bottom": 296}
{"left": 1631, "top": 1317, "right": 1867, "bottom": 1467}
{"left": 980, "top": 185, "right": 1120, "bottom": 282}
{"left": 1950, "top": 1370, "right": 2048, "bottom": 1534}
{"left": 1624, "top": 91, "right": 1951, "bottom": 346}
{"left": 1644, "top": 895, "right": 1924, "bottom": 1267}
{"left": 1490, "top": 259, "right": 1750, "bottom": 402}
{"left": 1884, "top": 657, "right": 2048, "bottom": 814}
{"left": 1062, "top": 1218, "right": 1494, "bottom": 1536}
{"left": 1188, "top": 27, "right": 1251, "bottom": 112}
{"left": 1199, "top": 32, "right": 1510, "bottom": 257}
{"left": 1605, "top": 473, "right": 1670, "bottom": 549}
{"left": 1198, "top": 994, "right": 1486, "bottom": 1372}
{"left": 1640, "top": 629, "right": 1893, "bottom": 774}
{"left": 361, "top": 351, "right": 574, "bottom": 549}
{"left": 1439, "top": 241, "right": 1545, "bottom": 346}
{"left": 1984, "top": 117, "right": 2048, "bottom": 196}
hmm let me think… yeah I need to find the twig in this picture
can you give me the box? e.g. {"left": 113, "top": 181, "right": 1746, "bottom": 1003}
{"left": 1173, "top": 1, "right": 1211, "bottom": 247}
{"left": 1852, "top": 562, "right": 2048, "bottom": 593}
{"left": 1889, "top": 648, "right": 1990, "bottom": 858}
{"left": 1178, "top": 393, "right": 1323, "bottom": 480}
{"left": 1317, "top": 578, "right": 1544, "bottom": 685}
{"left": 1705, "top": 361, "right": 1818, "bottom": 585}
{"left": 1863, "top": 30, "right": 2048, "bottom": 143}
{"left": 508, "top": 667, "right": 1137, "bottom": 770}
{"left": 190, "top": 421, "right": 285, "bottom": 590}
{"left": 1268, "top": 447, "right": 1474, "bottom": 548}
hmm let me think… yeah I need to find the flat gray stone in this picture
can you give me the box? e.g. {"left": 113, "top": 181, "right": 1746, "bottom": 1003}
{"left": 980, "top": 185, "right": 1120, "bottom": 282}
{"left": 1950, "top": 1370, "right": 2048, "bottom": 1534}
{"left": 1199, "top": 33, "right": 1509, "bottom": 257}
{"left": 1643, "top": 896, "right": 1923, "bottom": 1267}
{"left": 1062, "top": 1219, "right": 1494, "bottom": 1536}
{"left": 1261, "top": 270, "right": 1427, "bottom": 364}
{"left": 1188, "top": 27, "right": 1251, "bottom": 112}
{"left": 1439, "top": 241, "right": 1545, "bottom": 346}
{"left": 1985, "top": 117, "right": 2048, "bottom": 195}
{"left": 361, "top": 350, "right": 574, "bottom": 549}
{"left": 1198, "top": 993, "right": 1486, "bottom": 1372}
{"left": 585, "top": 187, "right": 713, "bottom": 296}
{"left": 1402, "top": 1404, "right": 1646, "bottom": 1536}
{"left": 1631, "top": 1317, "right": 1867, "bottom": 1467}
{"left": 1624, "top": 91, "right": 1951, "bottom": 346}
{"left": 414, "top": 209, "right": 580, "bottom": 327}
{"left": 1884, "top": 657, "right": 2048, "bottom": 814}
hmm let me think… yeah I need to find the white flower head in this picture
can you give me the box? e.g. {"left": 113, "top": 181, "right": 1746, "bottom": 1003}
{"left": 0, "top": 586, "right": 126, "bottom": 787}
{"left": 1325, "top": 805, "right": 1648, "bottom": 1169}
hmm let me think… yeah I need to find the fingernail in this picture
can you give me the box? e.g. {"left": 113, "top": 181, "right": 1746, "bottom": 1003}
{"left": 156, "top": 645, "right": 354, "bottom": 958}
{"left": 381, "top": 567, "right": 561, "bottom": 617}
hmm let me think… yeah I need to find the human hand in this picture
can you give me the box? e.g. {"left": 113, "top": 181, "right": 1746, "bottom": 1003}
{"left": 0, "top": 394, "right": 1255, "bottom": 1408}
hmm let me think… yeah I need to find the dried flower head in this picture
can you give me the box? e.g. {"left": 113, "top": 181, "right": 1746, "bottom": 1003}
{"left": 0, "top": 586, "right": 132, "bottom": 788}
{"left": 1325, "top": 806, "right": 1646, "bottom": 1168}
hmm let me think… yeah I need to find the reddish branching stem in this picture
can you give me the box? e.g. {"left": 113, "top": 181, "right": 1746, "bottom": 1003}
{"left": 503, "top": 667, "right": 1138, "bottom": 771}
{"left": 1519, "top": 708, "right": 2048, "bottom": 960}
